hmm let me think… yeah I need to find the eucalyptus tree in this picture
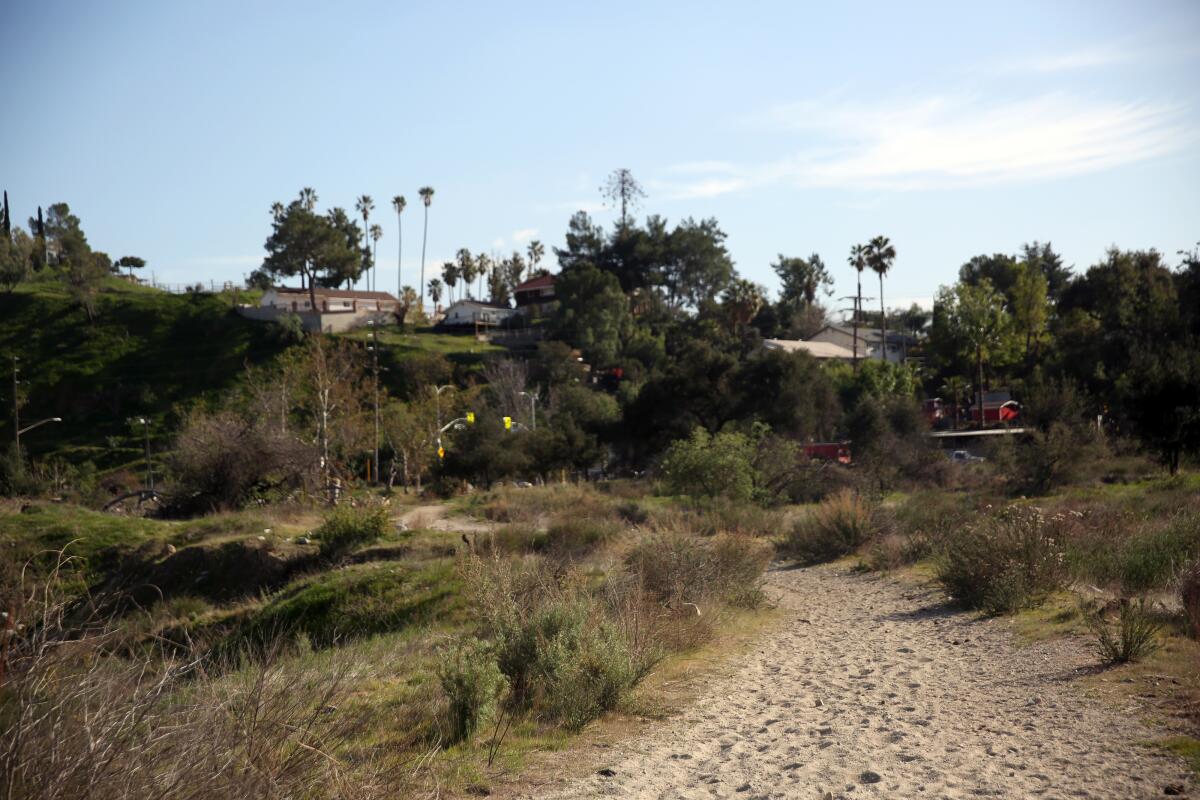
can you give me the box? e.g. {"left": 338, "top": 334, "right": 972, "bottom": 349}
{"left": 355, "top": 195, "right": 374, "bottom": 289}
{"left": 392, "top": 194, "right": 406, "bottom": 297}
{"left": 370, "top": 224, "right": 383, "bottom": 291}
{"left": 418, "top": 186, "right": 434, "bottom": 309}
{"left": 865, "top": 235, "right": 896, "bottom": 361}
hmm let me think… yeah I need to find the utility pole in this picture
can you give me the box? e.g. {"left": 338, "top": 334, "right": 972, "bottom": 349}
{"left": 134, "top": 417, "right": 154, "bottom": 493}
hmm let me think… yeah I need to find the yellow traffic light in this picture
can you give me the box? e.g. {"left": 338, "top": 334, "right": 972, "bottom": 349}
{"left": 437, "top": 446, "right": 445, "bottom": 460}
{"left": 466, "top": 411, "right": 475, "bottom": 424}
{"left": 503, "top": 416, "right": 512, "bottom": 431}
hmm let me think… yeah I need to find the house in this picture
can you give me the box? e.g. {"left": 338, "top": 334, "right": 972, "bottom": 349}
{"left": 513, "top": 274, "right": 557, "bottom": 317}
{"left": 260, "top": 287, "right": 399, "bottom": 314}
{"left": 238, "top": 286, "right": 400, "bottom": 333}
{"left": 806, "top": 324, "right": 916, "bottom": 364}
{"left": 762, "top": 338, "right": 855, "bottom": 361}
{"left": 437, "top": 299, "right": 516, "bottom": 329}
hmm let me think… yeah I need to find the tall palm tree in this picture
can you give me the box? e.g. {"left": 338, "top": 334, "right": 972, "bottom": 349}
{"left": 455, "top": 248, "right": 474, "bottom": 299}
{"left": 865, "top": 235, "right": 896, "bottom": 362}
{"left": 526, "top": 239, "right": 545, "bottom": 273}
{"left": 427, "top": 278, "right": 443, "bottom": 309}
{"left": 442, "top": 261, "right": 459, "bottom": 302}
{"left": 391, "top": 195, "right": 406, "bottom": 298}
{"left": 299, "top": 187, "right": 318, "bottom": 211}
{"left": 475, "top": 252, "right": 491, "bottom": 300}
{"left": 370, "top": 224, "right": 383, "bottom": 292}
{"left": 418, "top": 187, "right": 435, "bottom": 311}
{"left": 847, "top": 244, "right": 867, "bottom": 370}
{"left": 355, "top": 195, "right": 374, "bottom": 290}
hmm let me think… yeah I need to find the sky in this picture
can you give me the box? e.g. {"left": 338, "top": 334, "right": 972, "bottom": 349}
{"left": 2, "top": 0, "right": 1198, "bottom": 309}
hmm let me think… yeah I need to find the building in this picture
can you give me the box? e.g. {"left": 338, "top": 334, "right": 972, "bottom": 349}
{"left": 237, "top": 286, "right": 400, "bottom": 333}
{"left": 806, "top": 324, "right": 916, "bottom": 364}
{"left": 762, "top": 338, "right": 855, "bottom": 361}
{"left": 437, "top": 299, "right": 517, "bottom": 329}
{"left": 260, "top": 287, "right": 399, "bottom": 314}
{"left": 513, "top": 274, "right": 557, "bottom": 317}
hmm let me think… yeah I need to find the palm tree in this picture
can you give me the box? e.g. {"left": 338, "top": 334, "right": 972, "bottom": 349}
{"left": 526, "top": 239, "right": 545, "bottom": 273}
{"left": 391, "top": 195, "right": 406, "bottom": 298}
{"left": 442, "top": 261, "right": 459, "bottom": 303}
{"left": 418, "top": 187, "right": 434, "bottom": 311}
{"left": 427, "top": 277, "right": 443, "bottom": 309}
{"left": 865, "top": 235, "right": 896, "bottom": 362}
{"left": 847, "top": 244, "right": 867, "bottom": 370}
{"left": 299, "top": 187, "right": 318, "bottom": 211}
{"left": 455, "top": 248, "right": 474, "bottom": 299}
{"left": 356, "top": 195, "right": 374, "bottom": 290}
{"left": 475, "top": 252, "right": 491, "bottom": 300}
{"left": 370, "top": 224, "right": 383, "bottom": 292}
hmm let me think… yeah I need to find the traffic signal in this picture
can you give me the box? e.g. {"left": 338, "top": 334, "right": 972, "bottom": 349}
{"left": 437, "top": 446, "right": 445, "bottom": 460}
{"left": 503, "top": 416, "right": 512, "bottom": 431}
{"left": 466, "top": 411, "right": 475, "bottom": 424}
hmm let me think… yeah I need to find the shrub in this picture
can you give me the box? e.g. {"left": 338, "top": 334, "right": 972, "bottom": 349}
{"left": 437, "top": 640, "right": 506, "bottom": 743}
{"left": 616, "top": 500, "right": 649, "bottom": 525}
{"left": 541, "top": 518, "right": 623, "bottom": 556}
{"left": 1083, "top": 598, "right": 1161, "bottom": 664}
{"left": 539, "top": 620, "right": 641, "bottom": 731}
{"left": 624, "top": 530, "right": 772, "bottom": 610}
{"left": 316, "top": 505, "right": 390, "bottom": 561}
{"left": 780, "top": 490, "right": 877, "bottom": 564}
{"left": 1118, "top": 516, "right": 1200, "bottom": 593}
{"left": 659, "top": 427, "right": 756, "bottom": 503}
{"left": 936, "top": 505, "right": 1067, "bottom": 614}
{"left": 1180, "top": 558, "right": 1200, "bottom": 640}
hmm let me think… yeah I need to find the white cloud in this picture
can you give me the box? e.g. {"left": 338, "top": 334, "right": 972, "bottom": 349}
{"left": 997, "top": 46, "right": 1133, "bottom": 74}
{"left": 660, "top": 92, "right": 1191, "bottom": 197}
{"left": 491, "top": 237, "right": 506, "bottom": 249}
{"left": 511, "top": 227, "right": 538, "bottom": 242}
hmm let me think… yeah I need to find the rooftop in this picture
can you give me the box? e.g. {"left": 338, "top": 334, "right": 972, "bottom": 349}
{"left": 274, "top": 286, "right": 398, "bottom": 302}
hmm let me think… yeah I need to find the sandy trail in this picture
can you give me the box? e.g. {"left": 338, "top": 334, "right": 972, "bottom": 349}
{"left": 530, "top": 565, "right": 1192, "bottom": 800}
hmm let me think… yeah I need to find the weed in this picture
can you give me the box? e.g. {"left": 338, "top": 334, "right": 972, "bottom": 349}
{"left": 437, "top": 640, "right": 507, "bottom": 743}
{"left": 1083, "top": 598, "right": 1161, "bottom": 664}
{"left": 317, "top": 505, "right": 390, "bottom": 561}
{"left": 780, "top": 490, "right": 877, "bottom": 564}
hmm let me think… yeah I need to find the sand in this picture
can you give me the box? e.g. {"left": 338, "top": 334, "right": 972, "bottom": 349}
{"left": 526, "top": 564, "right": 1193, "bottom": 800}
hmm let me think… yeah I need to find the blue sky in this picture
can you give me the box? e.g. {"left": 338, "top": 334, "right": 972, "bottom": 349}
{"left": 2, "top": 1, "right": 1198, "bottom": 308}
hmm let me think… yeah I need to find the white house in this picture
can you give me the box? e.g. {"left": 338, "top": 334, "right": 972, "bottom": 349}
{"left": 806, "top": 324, "right": 914, "bottom": 364}
{"left": 260, "top": 287, "right": 399, "bottom": 314}
{"left": 438, "top": 299, "right": 516, "bottom": 328}
{"left": 762, "top": 338, "right": 855, "bottom": 360}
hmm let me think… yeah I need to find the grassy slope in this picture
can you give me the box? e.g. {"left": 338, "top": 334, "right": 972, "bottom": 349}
{"left": 0, "top": 279, "right": 288, "bottom": 469}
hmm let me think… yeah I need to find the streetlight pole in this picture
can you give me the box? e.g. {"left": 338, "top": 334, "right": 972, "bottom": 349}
{"left": 433, "top": 384, "right": 454, "bottom": 433}
{"left": 15, "top": 417, "right": 62, "bottom": 468}
{"left": 135, "top": 417, "right": 154, "bottom": 493}
{"left": 10, "top": 356, "right": 19, "bottom": 464}
{"left": 519, "top": 390, "right": 538, "bottom": 431}
{"left": 368, "top": 322, "right": 380, "bottom": 484}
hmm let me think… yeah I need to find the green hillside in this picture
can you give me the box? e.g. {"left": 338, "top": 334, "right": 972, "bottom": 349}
{"left": 0, "top": 279, "right": 289, "bottom": 470}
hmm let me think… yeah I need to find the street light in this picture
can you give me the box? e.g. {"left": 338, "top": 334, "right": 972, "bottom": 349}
{"left": 433, "top": 384, "right": 454, "bottom": 431}
{"left": 519, "top": 391, "right": 538, "bottom": 431}
{"left": 14, "top": 417, "right": 62, "bottom": 466}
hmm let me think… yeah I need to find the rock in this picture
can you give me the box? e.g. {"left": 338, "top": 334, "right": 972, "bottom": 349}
{"left": 297, "top": 536, "right": 310, "bottom": 545}
{"left": 814, "top": 698, "right": 823, "bottom": 707}
{"left": 597, "top": 768, "right": 616, "bottom": 777}
{"left": 1163, "top": 784, "right": 1185, "bottom": 796}
{"left": 735, "top": 783, "right": 751, "bottom": 792}
{"left": 860, "top": 771, "right": 882, "bottom": 784}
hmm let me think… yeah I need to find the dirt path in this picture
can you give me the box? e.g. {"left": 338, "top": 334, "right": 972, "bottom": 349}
{"left": 528, "top": 565, "right": 1193, "bottom": 800}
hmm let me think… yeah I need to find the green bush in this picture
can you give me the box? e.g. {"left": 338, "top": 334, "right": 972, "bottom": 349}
{"left": 1084, "top": 599, "right": 1161, "bottom": 664}
{"left": 780, "top": 490, "right": 877, "bottom": 564}
{"left": 1118, "top": 517, "right": 1200, "bottom": 593}
{"left": 1180, "top": 558, "right": 1200, "bottom": 640}
{"left": 936, "top": 505, "right": 1067, "bottom": 614}
{"left": 437, "top": 640, "right": 506, "bottom": 743}
{"left": 660, "top": 427, "right": 755, "bottom": 502}
{"left": 316, "top": 505, "right": 390, "bottom": 561}
{"left": 541, "top": 518, "right": 622, "bottom": 555}
{"left": 540, "top": 621, "right": 639, "bottom": 731}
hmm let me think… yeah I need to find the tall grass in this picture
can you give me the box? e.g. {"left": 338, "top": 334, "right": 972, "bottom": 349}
{"left": 780, "top": 490, "right": 878, "bottom": 564}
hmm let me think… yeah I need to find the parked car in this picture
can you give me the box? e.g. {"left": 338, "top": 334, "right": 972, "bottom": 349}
{"left": 949, "top": 450, "right": 985, "bottom": 464}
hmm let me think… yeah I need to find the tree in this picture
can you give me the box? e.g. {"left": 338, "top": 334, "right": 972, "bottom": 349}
{"left": 1021, "top": 241, "right": 1071, "bottom": 301}
{"left": 369, "top": 223, "right": 383, "bottom": 292}
{"left": 664, "top": 217, "right": 735, "bottom": 310}
{"left": 39, "top": 203, "right": 106, "bottom": 320}
{"left": 720, "top": 278, "right": 766, "bottom": 339}
{"left": 398, "top": 286, "right": 419, "bottom": 324}
{"left": 392, "top": 194, "right": 406, "bottom": 297}
{"left": 865, "top": 236, "right": 896, "bottom": 361}
{"left": 355, "top": 195, "right": 374, "bottom": 289}
{"left": 427, "top": 277, "right": 443, "bottom": 308}
{"left": 441, "top": 260, "right": 459, "bottom": 303}
{"left": 600, "top": 168, "right": 646, "bottom": 228}
{"left": 847, "top": 244, "right": 868, "bottom": 369}
{"left": 262, "top": 190, "right": 362, "bottom": 310}
{"left": 454, "top": 248, "right": 474, "bottom": 299}
{"left": 115, "top": 255, "right": 146, "bottom": 279}
{"left": 1, "top": 190, "right": 9, "bottom": 239}
{"left": 526, "top": 239, "right": 545, "bottom": 273}
{"left": 552, "top": 262, "right": 630, "bottom": 366}
{"left": 475, "top": 252, "right": 491, "bottom": 300}
{"left": 932, "top": 279, "right": 1013, "bottom": 427}
{"left": 0, "top": 228, "right": 32, "bottom": 293}
{"left": 418, "top": 186, "right": 434, "bottom": 310}
{"left": 1009, "top": 262, "right": 1049, "bottom": 363}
